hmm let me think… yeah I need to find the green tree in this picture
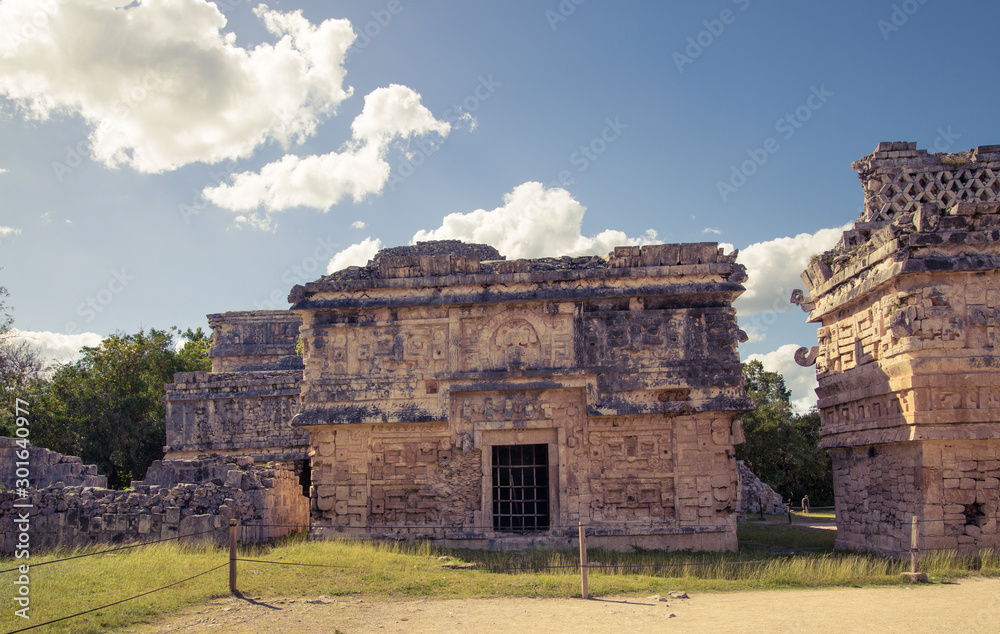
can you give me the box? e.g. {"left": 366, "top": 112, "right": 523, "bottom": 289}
{"left": 177, "top": 327, "right": 212, "bottom": 372}
{"left": 736, "top": 360, "right": 833, "bottom": 506}
{"left": 0, "top": 284, "right": 12, "bottom": 335}
{"left": 32, "top": 327, "right": 210, "bottom": 488}
{"left": 0, "top": 284, "right": 45, "bottom": 436}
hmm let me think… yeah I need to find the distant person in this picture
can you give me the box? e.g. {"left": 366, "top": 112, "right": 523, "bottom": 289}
{"left": 801, "top": 495, "right": 810, "bottom": 514}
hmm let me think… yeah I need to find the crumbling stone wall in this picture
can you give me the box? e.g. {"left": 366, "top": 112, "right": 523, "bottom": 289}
{"left": 291, "top": 240, "right": 752, "bottom": 551}
{"left": 0, "top": 438, "right": 106, "bottom": 489}
{"left": 736, "top": 461, "right": 786, "bottom": 516}
{"left": 163, "top": 311, "right": 308, "bottom": 465}
{"left": 794, "top": 142, "right": 1000, "bottom": 553}
{"left": 0, "top": 455, "right": 308, "bottom": 553}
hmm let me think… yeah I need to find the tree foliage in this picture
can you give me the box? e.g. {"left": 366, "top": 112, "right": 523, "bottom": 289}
{"left": 736, "top": 359, "right": 833, "bottom": 506}
{"left": 0, "top": 284, "right": 45, "bottom": 434}
{"left": 8, "top": 325, "right": 210, "bottom": 489}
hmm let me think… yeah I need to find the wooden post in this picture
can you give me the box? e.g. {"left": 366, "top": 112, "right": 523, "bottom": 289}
{"left": 229, "top": 518, "right": 238, "bottom": 594}
{"left": 900, "top": 514, "right": 927, "bottom": 582}
{"left": 578, "top": 522, "right": 589, "bottom": 600}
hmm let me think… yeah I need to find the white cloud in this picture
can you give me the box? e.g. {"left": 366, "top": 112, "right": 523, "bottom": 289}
{"left": 325, "top": 182, "right": 657, "bottom": 273}
{"left": 8, "top": 329, "right": 103, "bottom": 368}
{"left": 702, "top": 227, "right": 722, "bottom": 235}
{"left": 350, "top": 83, "right": 450, "bottom": 142}
{"left": 203, "top": 84, "right": 450, "bottom": 223}
{"left": 734, "top": 224, "right": 849, "bottom": 317}
{"left": 326, "top": 237, "right": 382, "bottom": 273}
{"left": 412, "top": 182, "right": 657, "bottom": 259}
{"left": 0, "top": 168, "right": 7, "bottom": 174}
{"left": 351, "top": 220, "right": 367, "bottom": 229}
{"left": 0, "top": 226, "right": 21, "bottom": 238}
{"left": 0, "top": 0, "right": 354, "bottom": 173}
{"left": 747, "top": 344, "right": 819, "bottom": 414}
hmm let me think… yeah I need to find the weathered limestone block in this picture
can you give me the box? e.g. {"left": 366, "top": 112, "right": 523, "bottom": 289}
{"left": 163, "top": 311, "right": 307, "bottom": 467}
{"left": 797, "top": 142, "right": 1000, "bottom": 554}
{"left": 0, "top": 455, "right": 308, "bottom": 553}
{"left": 0, "top": 438, "right": 107, "bottom": 489}
{"left": 736, "top": 461, "right": 786, "bottom": 515}
{"left": 292, "top": 240, "right": 751, "bottom": 551}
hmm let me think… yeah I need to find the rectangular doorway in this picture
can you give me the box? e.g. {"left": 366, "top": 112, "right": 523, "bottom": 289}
{"left": 492, "top": 443, "right": 550, "bottom": 531}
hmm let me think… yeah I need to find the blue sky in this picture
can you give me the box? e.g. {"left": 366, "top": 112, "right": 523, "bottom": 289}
{"left": 1, "top": 0, "right": 998, "bottom": 411}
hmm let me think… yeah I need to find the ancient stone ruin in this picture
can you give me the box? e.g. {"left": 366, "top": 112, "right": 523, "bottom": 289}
{"left": 287, "top": 240, "right": 752, "bottom": 550}
{"left": 3, "top": 240, "right": 753, "bottom": 554}
{"left": 0, "top": 438, "right": 106, "bottom": 489}
{"left": 794, "top": 142, "right": 1000, "bottom": 553}
{"left": 737, "top": 461, "right": 786, "bottom": 517}
{"left": 163, "top": 310, "right": 308, "bottom": 476}
{"left": 0, "top": 452, "right": 307, "bottom": 553}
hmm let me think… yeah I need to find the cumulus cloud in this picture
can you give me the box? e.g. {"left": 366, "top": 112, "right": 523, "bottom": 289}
{"left": 326, "top": 237, "right": 382, "bottom": 273}
{"left": 412, "top": 182, "right": 658, "bottom": 259}
{"left": 0, "top": 168, "right": 7, "bottom": 174}
{"left": 747, "top": 344, "right": 819, "bottom": 414}
{"left": 702, "top": 227, "right": 722, "bottom": 235}
{"left": 8, "top": 329, "right": 102, "bottom": 368}
{"left": 351, "top": 220, "right": 367, "bottom": 229}
{"left": 325, "top": 182, "right": 657, "bottom": 274}
{"left": 734, "top": 224, "right": 849, "bottom": 317}
{"left": 203, "top": 84, "right": 450, "bottom": 224}
{"left": 0, "top": 226, "right": 20, "bottom": 238}
{"left": 0, "top": 0, "right": 354, "bottom": 173}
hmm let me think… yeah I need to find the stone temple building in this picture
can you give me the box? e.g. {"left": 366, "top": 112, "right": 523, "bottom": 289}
{"left": 794, "top": 142, "right": 1000, "bottom": 553}
{"left": 165, "top": 240, "right": 752, "bottom": 550}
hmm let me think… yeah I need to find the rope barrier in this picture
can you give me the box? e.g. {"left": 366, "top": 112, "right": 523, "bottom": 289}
{"left": 243, "top": 521, "right": 729, "bottom": 531}
{"left": 6, "top": 562, "right": 227, "bottom": 633}
{"left": 0, "top": 528, "right": 220, "bottom": 574}
{"left": 229, "top": 556, "right": 773, "bottom": 574}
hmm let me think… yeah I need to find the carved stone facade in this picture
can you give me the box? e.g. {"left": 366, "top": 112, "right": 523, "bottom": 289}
{"left": 163, "top": 311, "right": 308, "bottom": 466}
{"left": 289, "top": 240, "right": 751, "bottom": 550}
{"left": 795, "top": 142, "right": 1000, "bottom": 553}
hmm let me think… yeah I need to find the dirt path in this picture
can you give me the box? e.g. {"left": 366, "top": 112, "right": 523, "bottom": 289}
{"left": 124, "top": 578, "right": 1000, "bottom": 633}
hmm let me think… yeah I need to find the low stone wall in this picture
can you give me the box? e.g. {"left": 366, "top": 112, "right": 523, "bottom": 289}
{"left": 832, "top": 440, "right": 1000, "bottom": 553}
{"left": 0, "top": 455, "right": 309, "bottom": 554}
{"left": 0, "top": 437, "right": 107, "bottom": 489}
{"left": 737, "top": 461, "right": 786, "bottom": 515}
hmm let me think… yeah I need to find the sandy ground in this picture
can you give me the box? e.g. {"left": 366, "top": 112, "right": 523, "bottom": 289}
{"left": 123, "top": 577, "right": 1000, "bottom": 634}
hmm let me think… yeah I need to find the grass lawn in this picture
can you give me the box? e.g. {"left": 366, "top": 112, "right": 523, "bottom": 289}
{"left": 2, "top": 522, "right": 998, "bottom": 633}
{"left": 737, "top": 518, "right": 836, "bottom": 554}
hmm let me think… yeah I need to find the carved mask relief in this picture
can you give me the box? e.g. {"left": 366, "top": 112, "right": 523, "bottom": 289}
{"left": 487, "top": 318, "right": 542, "bottom": 370}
